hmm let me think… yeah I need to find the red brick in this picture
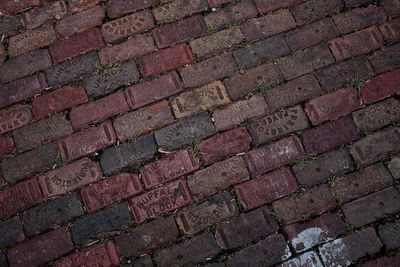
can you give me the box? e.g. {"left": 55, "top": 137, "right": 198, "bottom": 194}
{"left": 107, "top": 0, "right": 158, "bottom": 18}
{"left": 0, "top": 135, "right": 14, "bottom": 160}
{"left": 0, "top": 178, "right": 42, "bottom": 220}
{"left": 125, "top": 71, "right": 184, "bottom": 109}
{"left": 32, "top": 86, "right": 88, "bottom": 119}
{"left": 141, "top": 148, "right": 199, "bottom": 190}
{"left": 68, "top": 0, "right": 100, "bottom": 12}
{"left": 54, "top": 241, "right": 119, "bottom": 267}
{"left": 138, "top": 44, "right": 192, "bottom": 76}
{"left": 152, "top": 0, "right": 208, "bottom": 24}
{"left": 70, "top": 91, "right": 128, "bottom": 130}
{"left": 81, "top": 173, "right": 143, "bottom": 212}
{"left": 302, "top": 116, "right": 360, "bottom": 155}
{"left": 58, "top": 121, "right": 117, "bottom": 161}
{"left": 362, "top": 253, "right": 400, "bottom": 267}
{"left": 369, "top": 42, "right": 400, "bottom": 74}
{"left": 154, "top": 15, "right": 207, "bottom": 49}
{"left": 379, "top": 17, "right": 400, "bottom": 43}
{"left": 198, "top": 127, "right": 251, "bottom": 165}
{"left": 9, "top": 25, "right": 57, "bottom": 57}
{"left": 207, "top": 0, "right": 233, "bottom": 8}
{"left": 0, "top": 104, "right": 33, "bottom": 134}
{"left": 361, "top": 68, "right": 400, "bottom": 104}
{"left": 130, "top": 179, "right": 192, "bottom": 223}
{"left": 0, "top": 0, "right": 40, "bottom": 15}
{"left": 245, "top": 135, "right": 305, "bottom": 177}
{"left": 253, "top": 0, "right": 303, "bottom": 14}
{"left": 39, "top": 157, "right": 102, "bottom": 198}
{"left": 0, "top": 216, "right": 25, "bottom": 249}
{"left": 383, "top": 0, "right": 400, "bottom": 18}
{"left": 19, "top": 1, "right": 68, "bottom": 30}
{"left": 329, "top": 26, "right": 384, "bottom": 62}
{"left": 101, "top": 10, "right": 155, "bottom": 43}
{"left": 305, "top": 87, "right": 361, "bottom": 125}
{"left": 241, "top": 9, "right": 296, "bottom": 41}
{"left": 7, "top": 227, "right": 73, "bottom": 267}
{"left": 213, "top": 95, "right": 269, "bottom": 131}
{"left": 55, "top": 5, "right": 105, "bottom": 38}
{"left": 291, "top": 0, "right": 343, "bottom": 25}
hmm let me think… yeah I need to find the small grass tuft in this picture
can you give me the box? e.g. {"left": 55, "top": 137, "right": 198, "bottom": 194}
{"left": 258, "top": 82, "right": 273, "bottom": 95}
{"left": 350, "top": 77, "right": 364, "bottom": 91}
{"left": 295, "top": 155, "right": 316, "bottom": 166}
{"left": 242, "top": 117, "right": 256, "bottom": 127}
{"left": 96, "top": 62, "right": 121, "bottom": 75}
{"left": 55, "top": 152, "right": 67, "bottom": 167}
{"left": 190, "top": 140, "right": 200, "bottom": 157}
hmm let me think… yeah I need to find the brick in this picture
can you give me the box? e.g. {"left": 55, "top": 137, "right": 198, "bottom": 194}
{"left": 207, "top": 0, "right": 233, "bottom": 8}
{"left": 0, "top": 217, "right": 24, "bottom": 249}
{"left": 265, "top": 75, "right": 323, "bottom": 112}
{"left": 0, "top": 16, "right": 18, "bottom": 36}
{"left": 215, "top": 206, "right": 278, "bottom": 249}
{"left": 361, "top": 68, "right": 400, "bottom": 104}
{"left": 71, "top": 202, "right": 132, "bottom": 246}
{"left": 152, "top": 0, "right": 208, "bottom": 24}
{"left": 353, "top": 98, "right": 400, "bottom": 132}
{"left": 155, "top": 113, "right": 215, "bottom": 150}
{"left": 0, "top": 43, "right": 5, "bottom": 64}
{"left": 285, "top": 213, "right": 346, "bottom": 252}
{"left": 305, "top": 87, "right": 361, "bottom": 125}
{"left": 32, "top": 86, "right": 88, "bottom": 119}
{"left": 22, "top": 192, "right": 84, "bottom": 237}
{"left": 253, "top": 0, "right": 303, "bottom": 14}
{"left": 13, "top": 114, "right": 73, "bottom": 152}
{"left": 369, "top": 43, "right": 400, "bottom": 74}
{"left": 319, "top": 228, "right": 382, "bottom": 267}
{"left": 99, "top": 35, "right": 156, "bottom": 65}
{"left": 130, "top": 255, "right": 153, "bottom": 267}
{"left": 378, "top": 220, "right": 400, "bottom": 250}
{"left": 0, "top": 135, "right": 14, "bottom": 160}
{"left": 273, "top": 184, "right": 336, "bottom": 224}
{"left": 115, "top": 216, "right": 178, "bottom": 258}
{"left": 59, "top": 121, "right": 116, "bottom": 160}
{"left": 0, "top": 0, "right": 40, "bottom": 15}
{"left": 107, "top": 0, "right": 158, "bottom": 18}
{"left": 233, "top": 35, "right": 290, "bottom": 69}
{"left": 361, "top": 253, "right": 400, "bottom": 267}
{"left": 329, "top": 26, "right": 384, "bottom": 62}
{"left": 0, "top": 49, "right": 51, "bottom": 83}
{"left": 39, "top": 157, "right": 102, "bottom": 198}
{"left": 1, "top": 143, "right": 57, "bottom": 184}
{"left": 235, "top": 167, "right": 298, "bottom": 210}
{"left": 0, "top": 104, "right": 33, "bottom": 134}
{"left": 0, "top": 251, "right": 5, "bottom": 267}
{"left": 280, "top": 251, "right": 324, "bottom": 267}
{"left": 225, "top": 62, "right": 283, "bottom": 100}
{"left": 81, "top": 173, "right": 143, "bottom": 212}
{"left": 100, "top": 134, "right": 156, "bottom": 175}
{"left": 19, "top": 1, "right": 68, "bottom": 30}
{"left": 316, "top": 56, "right": 374, "bottom": 91}
{"left": 302, "top": 116, "right": 360, "bottom": 155}
{"left": 101, "top": 10, "right": 154, "bottom": 43}
{"left": 213, "top": 95, "right": 269, "bottom": 131}
{"left": 0, "top": 73, "right": 47, "bottom": 108}
{"left": 241, "top": 9, "right": 296, "bottom": 41}
{"left": 180, "top": 53, "right": 237, "bottom": 88}
{"left": 383, "top": 0, "right": 400, "bottom": 18}
{"left": 248, "top": 105, "right": 309, "bottom": 146}
{"left": 46, "top": 52, "right": 99, "bottom": 87}
{"left": 245, "top": 135, "right": 305, "bottom": 177}
{"left": 285, "top": 17, "right": 340, "bottom": 51}
{"left": 54, "top": 241, "right": 119, "bottom": 267}
{"left": 350, "top": 127, "right": 400, "bottom": 166}
{"left": 293, "top": 148, "right": 354, "bottom": 188}
{"left": 379, "top": 18, "right": 400, "bottom": 43}
{"left": 227, "top": 234, "right": 291, "bottom": 267}
{"left": 68, "top": 0, "right": 100, "bottom": 12}
{"left": 342, "top": 187, "right": 400, "bottom": 227}
{"left": 55, "top": 5, "right": 105, "bottom": 37}
{"left": 277, "top": 44, "right": 335, "bottom": 80}
{"left": 7, "top": 227, "right": 73, "bottom": 267}
{"left": 344, "top": 0, "right": 374, "bottom": 7}
{"left": 130, "top": 179, "right": 192, "bottom": 223}
{"left": 9, "top": 25, "right": 57, "bottom": 57}
{"left": 188, "top": 156, "right": 249, "bottom": 200}
{"left": 291, "top": 0, "right": 343, "bottom": 25}
{"left": 389, "top": 157, "right": 400, "bottom": 179}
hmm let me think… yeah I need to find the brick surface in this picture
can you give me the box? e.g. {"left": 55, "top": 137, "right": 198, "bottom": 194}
{"left": 378, "top": 220, "right": 400, "bottom": 250}
{"left": 388, "top": 157, "right": 400, "bottom": 179}
{"left": 0, "top": 135, "right": 14, "bottom": 160}
{"left": 207, "top": 0, "right": 233, "bottom": 8}
{"left": 19, "top": 1, "right": 68, "bottom": 30}
{"left": 0, "top": 104, "right": 33, "bottom": 134}
{"left": 369, "top": 43, "right": 400, "bottom": 74}
{"left": 379, "top": 18, "right": 400, "bottom": 43}
{"left": 152, "top": 0, "right": 208, "bottom": 24}
{"left": 0, "top": 16, "right": 18, "bottom": 36}
{"left": 0, "top": 216, "right": 25, "bottom": 249}
{"left": 343, "top": 0, "right": 374, "bottom": 7}
{"left": 280, "top": 251, "right": 323, "bottom": 267}
{"left": 362, "top": 253, "right": 400, "bottom": 267}
{"left": 253, "top": 0, "right": 303, "bottom": 14}
{"left": 361, "top": 68, "right": 400, "bottom": 104}
{"left": 107, "top": 0, "right": 158, "bottom": 18}
{"left": 68, "top": 0, "right": 100, "bottom": 12}
{"left": 291, "top": 0, "right": 343, "bottom": 25}
{"left": 383, "top": 0, "right": 400, "bottom": 18}
{"left": 0, "top": 0, "right": 40, "bottom": 15}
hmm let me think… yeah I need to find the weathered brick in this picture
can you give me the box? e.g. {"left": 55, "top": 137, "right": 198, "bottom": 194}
{"left": 130, "top": 255, "right": 153, "bottom": 267}
{"left": 0, "top": 217, "right": 24, "bottom": 249}
{"left": 319, "top": 227, "right": 382, "bottom": 267}
{"left": 81, "top": 173, "right": 143, "bottom": 212}
{"left": 361, "top": 253, "right": 400, "bottom": 267}
{"left": 100, "top": 134, "right": 156, "bottom": 175}
{"left": 343, "top": 0, "right": 374, "bottom": 7}
{"left": 39, "top": 157, "right": 102, "bottom": 198}
{"left": 13, "top": 114, "right": 73, "bottom": 152}
{"left": 292, "top": 0, "right": 343, "bottom": 25}
{"left": 272, "top": 184, "right": 336, "bottom": 224}
{"left": 378, "top": 220, "right": 400, "bottom": 250}
{"left": 388, "top": 157, "right": 400, "bottom": 179}
{"left": 130, "top": 179, "right": 192, "bottom": 223}
{"left": 305, "top": 87, "right": 361, "bottom": 125}
{"left": 0, "top": 0, "right": 40, "bottom": 15}
{"left": 248, "top": 105, "right": 309, "bottom": 146}
{"left": 115, "top": 216, "right": 178, "bottom": 258}
{"left": 1, "top": 143, "right": 57, "bottom": 184}
{"left": 71, "top": 202, "right": 132, "bottom": 246}
{"left": 7, "top": 227, "right": 73, "bottom": 267}
{"left": 55, "top": 5, "right": 105, "bottom": 37}
{"left": 0, "top": 16, "right": 18, "bottom": 36}
{"left": 280, "top": 251, "right": 324, "bottom": 267}
{"left": 107, "top": 0, "right": 158, "bottom": 18}
{"left": 22, "top": 192, "right": 84, "bottom": 237}
{"left": 382, "top": 0, "right": 400, "bottom": 18}
{"left": 361, "top": 68, "right": 400, "bottom": 104}
{"left": 253, "top": 0, "right": 303, "bottom": 14}
{"left": 0, "top": 43, "right": 5, "bottom": 64}
{"left": 188, "top": 156, "right": 249, "bottom": 200}
{"left": 342, "top": 187, "right": 400, "bottom": 227}
{"left": 293, "top": 148, "right": 354, "bottom": 188}
{"left": 379, "top": 17, "right": 400, "bottom": 43}
{"left": 32, "top": 86, "right": 88, "bottom": 119}
{"left": 241, "top": 9, "right": 296, "bottom": 41}
{"left": 245, "top": 135, "right": 305, "bottom": 177}
{"left": 0, "top": 135, "right": 14, "bottom": 160}
{"left": 350, "top": 127, "right": 400, "bottom": 166}
{"left": 68, "top": 0, "right": 100, "bottom": 12}
{"left": 302, "top": 116, "right": 360, "bottom": 155}
{"left": 152, "top": 0, "right": 208, "bottom": 24}
{"left": 19, "top": 1, "right": 68, "bottom": 29}
{"left": 180, "top": 53, "right": 237, "bottom": 88}
{"left": 207, "top": 0, "right": 233, "bottom": 8}
{"left": 0, "top": 104, "right": 33, "bottom": 134}
{"left": 285, "top": 213, "right": 346, "bottom": 252}
{"left": 369, "top": 43, "right": 400, "bottom": 74}
{"left": 213, "top": 95, "right": 269, "bottom": 131}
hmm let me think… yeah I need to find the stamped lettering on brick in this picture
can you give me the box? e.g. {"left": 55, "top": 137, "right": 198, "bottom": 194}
{"left": 0, "top": 105, "right": 33, "bottom": 134}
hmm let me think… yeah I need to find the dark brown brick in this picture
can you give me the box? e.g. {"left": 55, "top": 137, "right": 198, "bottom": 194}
{"left": 107, "top": 0, "right": 158, "bottom": 18}
{"left": 19, "top": 1, "right": 68, "bottom": 30}
{"left": 0, "top": 135, "right": 14, "bottom": 160}
{"left": 361, "top": 253, "right": 400, "bottom": 267}
{"left": 0, "top": 216, "right": 24, "bottom": 249}
{"left": 343, "top": 0, "right": 374, "bottom": 7}
{"left": 0, "top": 16, "right": 19, "bottom": 36}
{"left": 152, "top": 0, "right": 208, "bottom": 24}
{"left": 0, "top": 0, "right": 40, "bottom": 15}
{"left": 68, "top": 0, "right": 100, "bottom": 12}
{"left": 0, "top": 104, "right": 33, "bottom": 134}
{"left": 382, "top": 0, "right": 400, "bottom": 18}
{"left": 369, "top": 42, "right": 400, "bottom": 74}
{"left": 379, "top": 17, "right": 400, "bottom": 43}
{"left": 291, "top": 0, "right": 343, "bottom": 25}
{"left": 378, "top": 220, "right": 400, "bottom": 250}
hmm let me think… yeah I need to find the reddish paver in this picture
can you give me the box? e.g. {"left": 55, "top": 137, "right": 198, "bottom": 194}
{"left": 0, "top": 105, "right": 33, "bottom": 134}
